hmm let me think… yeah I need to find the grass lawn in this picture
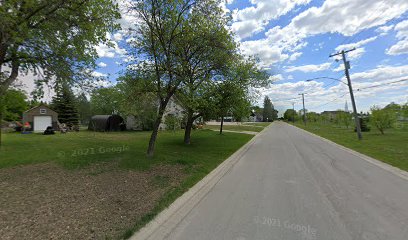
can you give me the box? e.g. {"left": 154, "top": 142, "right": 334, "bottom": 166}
{"left": 293, "top": 122, "right": 408, "bottom": 171}
{"left": 204, "top": 122, "right": 270, "bottom": 132}
{"left": 0, "top": 129, "right": 253, "bottom": 239}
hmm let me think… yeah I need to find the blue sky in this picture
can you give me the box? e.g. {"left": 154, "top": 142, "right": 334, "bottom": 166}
{"left": 40, "top": 0, "right": 408, "bottom": 115}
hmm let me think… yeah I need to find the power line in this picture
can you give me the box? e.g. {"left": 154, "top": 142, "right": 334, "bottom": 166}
{"left": 356, "top": 78, "right": 408, "bottom": 91}
{"left": 309, "top": 92, "right": 348, "bottom": 110}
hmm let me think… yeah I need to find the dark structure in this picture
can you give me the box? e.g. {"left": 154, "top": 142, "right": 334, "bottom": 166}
{"left": 88, "top": 115, "right": 126, "bottom": 132}
{"left": 22, "top": 104, "right": 59, "bottom": 132}
{"left": 43, "top": 126, "right": 55, "bottom": 135}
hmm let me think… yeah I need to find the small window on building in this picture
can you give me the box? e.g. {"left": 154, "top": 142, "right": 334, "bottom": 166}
{"left": 40, "top": 109, "right": 47, "bottom": 114}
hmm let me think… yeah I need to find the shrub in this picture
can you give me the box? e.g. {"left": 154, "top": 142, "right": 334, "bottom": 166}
{"left": 164, "top": 115, "right": 181, "bottom": 131}
{"left": 370, "top": 106, "right": 396, "bottom": 134}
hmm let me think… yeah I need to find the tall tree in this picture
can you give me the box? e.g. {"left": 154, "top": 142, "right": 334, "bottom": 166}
{"left": 2, "top": 89, "right": 28, "bottom": 122}
{"left": 174, "top": 1, "right": 237, "bottom": 144}
{"left": 263, "top": 96, "right": 274, "bottom": 122}
{"left": 129, "top": 0, "right": 235, "bottom": 155}
{"left": 76, "top": 93, "right": 92, "bottom": 125}
{"left": 117, "top": 74, "right": 158, "bottom": 131}
{"left": 283, "top": 109, "right": 297, "bottom": 122}
{"left": 51, "top": 84, "right": 79, "bottom": 127}
{"left": 370, "top": 105, "right": 396, "bottom": 134}
{"left": 90, "top": 87, "right": 122, "bottom": 115}
{"left": 213, "top": 81, "right": 246, "bottom": 134}
{"left": 0, "top": 0, "right": 120, "bottom": 145}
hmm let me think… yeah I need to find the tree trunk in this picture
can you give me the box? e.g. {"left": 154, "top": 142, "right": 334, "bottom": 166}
{"left": 219, "top": 116, "right": 224, "bottom": 134}
{"left": 184, "top": 110, "right": 194, "bottom": 144}
{"left": 0, "top": 96, "right": 4, "bottom": 148}
{"left": 146, "top": 105, "right": 166, "bottom": 157}
{"left": 0, "top": 113, "right": 2, "bottom": 148}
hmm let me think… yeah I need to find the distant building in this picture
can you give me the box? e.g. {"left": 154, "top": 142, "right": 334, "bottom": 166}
{"left": 345, "top": 101, "right": 349, "bottom": 113}
{"left": 159, "top": 96, "right": 186, "bottom": 130}
{"left": 321, "top": 110, "right": 343, "bottom": 120}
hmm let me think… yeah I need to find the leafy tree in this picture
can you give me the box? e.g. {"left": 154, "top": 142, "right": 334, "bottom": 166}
{"left": 129, "top": 0, "right": 200, "bottom": 156}
{"left": 128, "top": 0, "right": 249, "bottom": 155}
{"left": 263, "top": 96, "right": 274, "bottom": 122}
{"left": 284, "top": 109, "right": 297, "bottom": 122}
{"left": 76, "top": 93, "right": 92, "bottom": 125}
{"left": 306, "top": 112, "right": 319, "bottom": 123}
{"left": 179, "top": 56, "right": 268, "bottom": 142}
{"left": 174, "top": 2, "right": 237, "bottom": 144}
{"left": 336, "top": 111, "right": 352, "bottom": 129}
{"left": 51, "top": 84, "right": 79, "bottom": 127}
{"left": 370, "top": 106, "right": 396, "bottom": 134}
{"left": 3, "top": 89, "right": 28, "bottom": 122}
{"left": 117, "top": 74, "right": 158, "bottom": 131}
{"left": 212, "top": 81, "right": 247, "bottom": 134}
{"left": 90, "top": 87, "right": 121, "bottom": 115}
{"left": 164, "top": 115, "right": 181, "bottom": 131}
{"left": 0, "top": 0, "right": 120, "bottom": 145}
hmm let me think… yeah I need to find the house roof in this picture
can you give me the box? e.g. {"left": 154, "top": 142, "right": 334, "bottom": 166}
{"left": 23, "top": 104, "right": 58, "bottom": 115}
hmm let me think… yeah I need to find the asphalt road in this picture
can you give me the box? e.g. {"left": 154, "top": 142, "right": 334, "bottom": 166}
{"left": 164, "top": 122, "right": 408, "bottom": 240}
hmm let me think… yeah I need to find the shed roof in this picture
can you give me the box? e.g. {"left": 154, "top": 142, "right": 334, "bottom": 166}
{"left": 23, "top": 103, "right": 58, "bottom": 114}
{"left": 24, "top": 104, "right": 58, "bottom": 115}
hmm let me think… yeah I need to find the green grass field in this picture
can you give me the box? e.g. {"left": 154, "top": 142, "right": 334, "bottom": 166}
{"left": 293, "top": 121, "right": 408, "bottom": 171}
{"left": 0, "top": 129, "right": 253, "bottom": 171}
{"left": 204, "top": 122, "right": 270, "bottom": 132}
{"left": 0, "top": 129, "right": 253, "bottom": 238}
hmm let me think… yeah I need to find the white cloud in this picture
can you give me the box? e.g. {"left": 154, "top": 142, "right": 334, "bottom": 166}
{"left": 386, "top": 20, "right": 408, "bottom": 55}
{"left": 335, "top": 36, "right": 377, "bottom": 52}
{"left": 97, "top": 62, "right": 107, "bottom": 68}
{"left": 95, "top": 44, "right": 115, "bottom": 58}
{"left": 350, "top": 65, "right": 408, "bottom": 83}
{"left": 236, "top": 0, "right": 407, "bottom": 68}
{"left": 289, "top": 52, "right": 302, "bottom": 61}
{"left": 291, "top": 0, "right": 408, "bottom": 37}
{"left": 387, "top": 40, "right": 408, "bottom": 55}
{"left": 231, "top": 20, "right": 265, "bottom": 39}
{"left": 347, "top": 47, "right": 365, "bottom": 60}
{"left": 113, "top": 33, "right": 123, "bottom": 41}
{"left": 269, "top": 74, "right": 284, "bottom": 82}
{"left": 94, "top": 41, "right": 127, "bottom": 58}
{"left": 232, "top": 0, "right": 311, "bottom": 39}
{"left": 92, "top": 71, "right": 108, "bottom": 78}
{"left": 264, "top": 65, "right": 408, "bottom": 112}
{"left": 285, "top": 62, "right": 332, "bottom": 72}
{"left": 240, "top": 39, "right": 289, "bottom": 67}
{"left": 376, "top": 24, "right": 395, "bottom": 35}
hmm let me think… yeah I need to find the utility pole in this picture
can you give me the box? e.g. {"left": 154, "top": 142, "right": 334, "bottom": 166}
{"left": 292, "top": 102, "right": 295, "bottom": 124}
{"left": 298, "top": 93, "right": 306, "bottom": 125}
{"left": 330, "top": 48, "right": 362, "bottom": 140}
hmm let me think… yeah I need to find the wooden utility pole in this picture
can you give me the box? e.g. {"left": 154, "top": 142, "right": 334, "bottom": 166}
{"left": 298, "top": 93, "right": 306, "bottom": 125}
{"left": 330, "top": 48, "right": 362, "bottom": 140}
{"left": 292, "top": 102, "right": 295, "bottom": 124}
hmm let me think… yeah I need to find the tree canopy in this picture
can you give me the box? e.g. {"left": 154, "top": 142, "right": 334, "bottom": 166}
{"left": 0, "top": 0, "right": 120, "bottom": 95}
{"left": 2, "top": 89, "right": 28, "bottom": 122}
{"left": 262, "top": 96, "right": 277, "bottom": 122}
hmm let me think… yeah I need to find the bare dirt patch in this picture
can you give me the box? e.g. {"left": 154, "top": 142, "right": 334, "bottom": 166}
{"left": 0, "top": 162, "right": 186, "bottom": 240}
